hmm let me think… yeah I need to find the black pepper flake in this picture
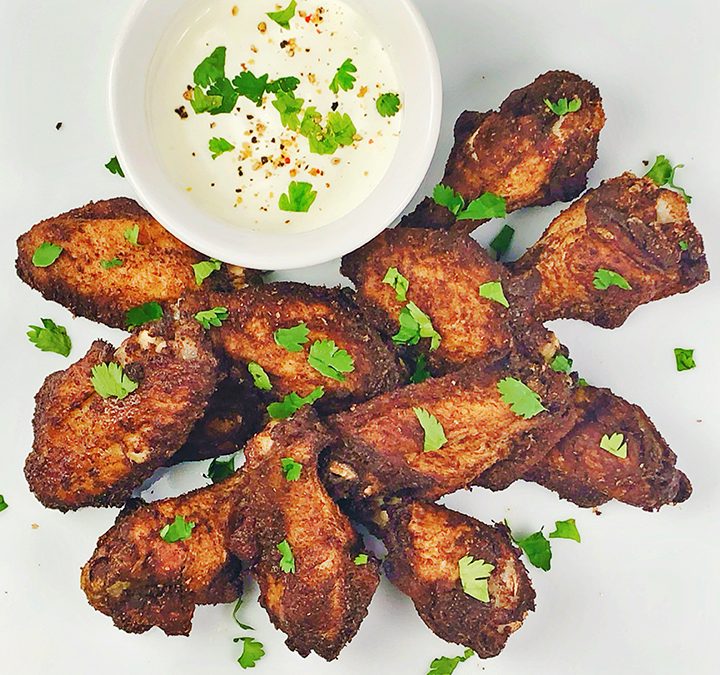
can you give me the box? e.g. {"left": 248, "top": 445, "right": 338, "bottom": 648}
{"left": 211, "top": 183, "right": 216, "bottom": 187}
{"left": 235, "top": 188, "right": 242, "bottom": 193}
{"left": 251, "top": 137, "right": 258, "bottom": 143}
{"left": 55, "top": 122, "right": 63, "bottom": 130}
{"left": 174, "top": 106, "right": 188, "bottom": 119}
{"left": 247, "top": 114, "right": 254, "bottom": 120}
{"left": 237, "top": 167, "right": 244, "bottom": 176}
{"left": 280, "top": 40, "right": 289, "bottom": 48}
{"left": 261, "top": 157, "right": 268, "bottom": 164}
{"left": 331, "top": 101, "right": 339, "bottom": 111}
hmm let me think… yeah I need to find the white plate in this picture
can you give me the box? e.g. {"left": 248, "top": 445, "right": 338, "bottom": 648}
{"left": 0, "top": 1, "right": 718, "bottom": 674}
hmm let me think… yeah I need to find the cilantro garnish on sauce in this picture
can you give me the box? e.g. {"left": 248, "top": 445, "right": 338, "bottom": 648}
{"left": 194, "top": 306, "right": 229, "bottom": 329}
{"left": 593, "top": 268, "right": 632, "bottom": 291}
{"left": 266, "top": 0, "right": 297, "bottom": 30}
{"left": 267, "top": 387, "right": 324, "bottom": 419}
{"left": 27, "top": 319, "right": 72, "bottom": 357}
{"left": 458, "top": 555, "right": 494, "bottom": 602}
{"left": 427, "top": 648, "right": 474, "bottom": 675}
{"left": 274, "top": 322, "right": 309, "bottom": 352}
{"left": 91, "top": 363, "right": 138, "bottom": 400}
{"left": 192, "top": 259, "right": 222, "bottom": 286}
{"left": 497, "top": 377, "right": 546, "bottom": 419}
{"left": 277, "top": 539, "right": 296, "bottom": 573}
{"left": 382, "top": 267, "right": 409, "bottom": 302}
{"left": 330, "top": 58, "right": 358, "bottom": 94}
{"left": 376, "top": 93, "right": 401, "bottom": 117}
{"left": 209, "top": 137, "right": 235, "bottom": 159}
{"left": 0, "top": 495, "right": 7, "bottom": 513}
{"left": 105, "top": 156, "right": 125, "bottom": 177}
{"left": 544, "top": 97, "right": 582, "bottom": 116}
{"left": 645, "top": 155, "right": 692, "bottom": 203}
{"left": 236, "top": 637, "right": 265, "bottom": 669}
{"left": 279, "top": 181, "right": 317, "bottom": 212}
{"left": 308, "top": 340, "right": 355, "bottom": 381}
{"left": 160, "top": 515, "right": 195, "bottom": 543}
{"left": 126, "top": 301, "right": 164, "bottom": 330}
{"left": 32, "top": 242, "right": 63, "bottom": 268}
{"left": 549, "top": 518, "right": 581, "bottom": 543}
{"left": 479, "top": 281, "right": 509, "bottom": 308}
{"left": 674, "top": 347, "right": 696, "bottom": 372}
{"left": 248, "top": 362, "right": 272, "bottom": 391}
{"left": 232, "top": 71, "right": 270, "bottom": 107}
{"left": 413, "top": 407, "right": 447, "bottom": 452}
{"left": 600, "top": 432, "right": 628, "bottom": 459}
{"left": 272, "top": 91, "right": 304, "bottom": 130}
{"left": 281, "top": 457, "right": 302, "bottom": 481}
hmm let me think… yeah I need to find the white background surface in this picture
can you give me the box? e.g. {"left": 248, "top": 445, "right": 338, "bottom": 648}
{"left": 1, "top": 1, "right": 719, "bottom": 674}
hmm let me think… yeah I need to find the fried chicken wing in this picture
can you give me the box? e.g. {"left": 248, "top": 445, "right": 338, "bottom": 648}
{"left": 383, "top": 502, "right": 535, "bottom": 658}
{"left": 512, "top": 173, "right": 709, "bottom": 327}
{"left": 402, "top": 70, "right": 605, "bottom": 234}
{"left": 525, "top": 385, "right": 692, "bottom": 510}
{"left": 16, "top": 198, "right": 259, "bottom": 329}
{"left": 229, "top": 411, "right": 379, "bottom": 661}
{"left": 25, "top": 319, "right": 221, "bottom": 510}
{"left": 81, "top": 472, "right": 245, "bottom": 635}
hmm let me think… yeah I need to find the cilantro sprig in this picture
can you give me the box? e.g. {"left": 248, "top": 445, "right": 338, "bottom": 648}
{"left": 549, "top": 518, "right": 581, "bottom": 543}
{"left": 272, "top": 91, "right": 304, "bottom": 130}
{"left": 432, "top": 184, "right": 507, "bottom": 221}
{"left": 393, "top": 302, "right": 441, "bottom": 351}
{"left": 235, "top": 637, "right": 265, "bottom": 669}
{"left": 100, "top": 257, "right": 123, "bottom": 270}
{"left": 267, "top": 387, "right": 324, "bottom": 419}
{"left": 0, "top": 495, "right": 7, "bottom": 512}
{"left": 91, "top": 363, "right": 138, "bottom": 400}
{"left": 281, "top": 457, "right": 302, "bottom": 482}
{"left": 458, "top": 555, "right": 494, "bottom": 602}
{"left": 105, "top": 156, "right": 125, "bottom": 177}
{"left": 277, "top": 539, "right": 295, "bottom": 573}
{"left": 410, "top": 354, "right": 431, "bottom": 384}
{"left": 489, "top": 224, "right": 515, "bottom": 260}
{"left": 160, "top": 515, "right": 195, "bottom": 543}
{"left": 382, "top": 267, "right": 409, "bottom": 302}
{"left": 413, "top": 407, "right": 447, "bottom": 452}
{"left": 674, "top": 347, "right": 696, "bottom": 372}
{"left": 497, "top": 377, "right": 546, "bottom": 419}
{"left": 427, "top": 648, "right": 474, "bottom": 675}
{"left": 377, "top": 93, "right": 401, "bottom": 117}
{"left": 274, "top": 322, "right": 309, "bottom": 352}
{"left": 279, "top": 181, "right": 317, "bottom": 212}
{"left": 593, "top": 268, "right": 632, "bottom": 291}
{"left": 32, "top": 242, "right": 63, "bottom": 268}
{"left": 209, "top": 137, "right": 235, "bottom": 159}
{"left": 330, "top": 58, "right": 357, "bottom": 94}
{"left": 194, "top": 306, "right": 229, "bottom": 329}
{"left": 207, "top": 456, "right": 236, "bottom": 483}
{"left": 27, "top": 319, "right": 72, "bottom": 357}
{"left": 513, "top": 530, "right": 552, "bottom": 571}
{"left": 600, "top": 432, "right": 628, "bottom": 459}
{"left": 192, "top": 259, "right": 222, "bottom": 286}
{"left": 308, "top": 340, "right": 355, "bottom": 381}
{"left": 354, "top": 553, "right": 369, "bottom": 566}
{"left": 126, "top": 301, "right": 163, "bottom": 330}
{"left": 266, "top": 0, "right": 297, "bottom": 29}
{"left": 124, "top": 224, "right": 140, "bottom": 245}
{"left": 479, "top": 281, "right": 509, "bottom": 308}
{"left": 544, "top": 97, "right": 582, "bottom": 116}
{"left": 550, "top": 354, "right": 573, "bottom": 374}
{"left": 645, "top": 155, "right": 692, "bottom": 203}
{"left": 248, "top": 362, "right": 272, "bottom": 391}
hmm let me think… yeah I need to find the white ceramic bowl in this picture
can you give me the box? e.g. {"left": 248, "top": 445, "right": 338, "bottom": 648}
{"left": 110, "top": 0, "right": 442, "bottom": 270}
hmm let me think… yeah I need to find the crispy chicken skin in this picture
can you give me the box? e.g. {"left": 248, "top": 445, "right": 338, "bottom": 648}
{"left": 81, "top": 472, "right": 245, "bottom": 636}
{"left": 16, "top": 198, "right": 259, "bottom": 329}
{"left": 512, "top": 173, "right": 709, "bottom": 327}
{"left": 25, "top": 319, "right": 221, "bottom": 511}
{"left": 525, "top": 386, "right": 692, "bottom": 510}
{"left": 402, "top": 70, "right": 605, "bottom": 234}
{"left": 383, "top": 502, "right": 535, "bottom": 658}
{"left": 229, "top": 411, "right": 379, "bottom": 661}
{"left": 180, "top": 283, "right": 405, "bottom": 413}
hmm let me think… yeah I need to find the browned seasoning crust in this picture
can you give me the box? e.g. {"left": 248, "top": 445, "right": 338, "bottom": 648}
{"left": 15, "top": 198, "right": 260, "bottom": 329}
{"left": 512, "top": 173, "right": 710, "bottom": 328}
{"left": 229, "top": 411, "right": 379, "bottom": 661}
{"left": 383, "top": 502, "right": 535, "bottom": 659}
{"left": 401, "top": 70, "right": 606, "bottom": 234}
{"left": 181, "top": 282, "right": 406, "bottom": 413}
{"left": 525, "top": 385, "right": 692, "bottom": 511}
{"left": 25, "top": 319, "right": 221, "bottom": 511}
{"left": 80, "top": 472, "right": 246, "bottom": 636}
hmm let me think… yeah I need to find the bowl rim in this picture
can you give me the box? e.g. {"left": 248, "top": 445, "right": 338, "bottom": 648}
{"left": 109, "top": 0, "right": 442, "bottom": 270}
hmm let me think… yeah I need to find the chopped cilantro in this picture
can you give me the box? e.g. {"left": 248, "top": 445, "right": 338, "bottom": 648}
{"left": 266, "top": 76, "right": 300, "bottom": 94}
{"left": 272, "top": 91, "right": 304, "bottom": 130}
{"left": 330, "top": 58, "right": 357, "bottom": 94}
{"left": 192, "top": 259, "right": 222, "bottom": 286}
{"left": 232, "top": 597, "right": 255, "bottom": 631}
{"left": 248, "top": 362, "right": 272, "bottom": 391}
{"left": 354, "top": 553, "right": 369, "bottom": 566}
{"left": 205, "top": 77, "right": 239, "bottom": 114}
{"left": 514, "top": 530, "right": 552, "bottom": 571}
{"left": 90, "top": 362, "right": 139, "bottom": 400}
{"left": 600, "top": 432, "right": 628, "bottom": 459}
{"left": 489, "top": 224, "right": 515, "bottom": 260}
{"left": 433, "top": 184, "right": 465, "bottom": 216}
{"left": 549, "top": 518, "right": 581, "bottom": 543}
{"left": 550, "top": 354, "right": 573, "bottom": 374}
{"left": 124, "top": 224, "right": 140, "bottom": 245}
{"left": 209, "top": 137, "right": 235, "bottom": 159}
{"left": 267, "top": 387, "right": 324, "bottom": 419}
{"left": 376, "top": 92, "right": 401, "bottom": 117}
{"left": 193, "top": 46, "right": 226, "bottom": 88}
{"left": 393, "top": 301, "right": 441, "bottom": 351}
{"left": 100, "top": 257, "right": 123, "bottom": 270}
{"left": 593, "top": 268, "right": 632, "bottom": 291}
{"left": 281, "top": 457, "right": 302, "bottom": 482}
{"left": 427, "top": 648, "right": 474, "bottom": 675}
{"left": 232, "top": 71, "right": 270, "bottom": 107}
{"left": 160, "top": 515, "right": 195, "bottom": 543}
{"left": 235, "top": 637, "right": 265, "bottom": 669}
{"left": 0, "top": 495, "right": 7, "bottom": 513}
{"left": 207, "top": 456, "right": 236, "bottom": 483}
{"left": 497, "top": 377, "right": 546, "bottom": 419}
{"left": 679, "top": 240, "right": 689, "bottom": 251}
{"left": 410, "top": 353, "right": 431, "bottom": 384}
{"left": 105, "top": 156, "right": 125, "bottom": 177}
{"left": 645, "top": 155, "right": 692, "bottom": 203}
{"left": 479, "top": 281, "right": 509, "bottom": 308}
{"left": 27, "top": 319, "right": 71, "bottom": 357}
{"left": 194, "top": 306, "right": 229, "bottom": 329}
{"left": 326, "top": 111, "right": 357, "bottom": 146}
{"left": 277, "top": 539, "right": 295, "bottom": 573}
{"left": 544, "top": 97, "right": 582, "bottom": 116}
{"left": 674, "top": 347, "right": 696, "bottom": 372}
{"left": 32, "top": 242, "right": 63, "bottom": 267}
{"left": 457, "top": 192, "right": 507, "bottom": 221}
{"left": 279, "top": 181, "right": 317, "bottom": 212}
{"left": 126, "top": 301, "right": 164, "bottom": 329}
{"left": 577, "top": 377, "right": 589, "bottom": 388}
{"left": 413, "top": 407, "right": 447, "bottom": 452}
{"left": 190, "top": 86, "right": 223, "bottom": 114}
{"left": 273, "top": 322, "right": 309, "bottom": 352}
{"left": 266, "top": 0, "right": 297, "bottom": 29}
{"left": 382, "top": 267, "right": 409, "bottom": 302}
{"left": 308, "top": 339, "right": 355, "bottom": 381}
{"left": 458, "top": 555, "right": 494, "bottom": 602}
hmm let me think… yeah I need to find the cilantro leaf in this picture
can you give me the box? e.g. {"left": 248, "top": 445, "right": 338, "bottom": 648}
{"left": 577, "top": 377, "right": 590, "bottom": 388}
{"left": 232, "top": 598, "right": 255, "bottom": 631}
{"left": 382, "top": 267, "right": 409, "bottom": 302}
{"left": 206, "top": 77, "right": 239, "bottom": 115}
{"left": 479, "top": 281, "right": 509, "bottom": 308}
{"left": 100, "top": 257, "right": 123, "bottom": 269}
{"left": 207, "top": 456, "right": 236, "bottom": 483}
{"left": 308, "top": 339, "right": 355, "bottom": 381}
{"left": 248, "top": 362, "right": 272, "bottom": 391}
{"left": 600, "top": 432, "right": 628, "bottom": 459}
{"left": 279, "top": 181, "right": 317, "bottom": 212}
{"left": 645, "top": 155, "right": 692, "bottom": 203}
{"left": 232, "top": 71, "right": 270, "bottom": 107}
{"left": 544, "top": 97, "right": 582, "bottom": 116}
{"left": 192, "top": 259, "right": 222, "bottom": 286}
{"left": 281, "top": 457, "right": 303, "bottom": 481}
{"left": 393, "top": 301, "right": 441, "bottom": 351}
{"left": 32, "top": 242, "right": 63, "bottom": 267}
{"left": 427, "top": 649, "right": 474, "bottom": 675}
{"left": 236, "top": 637, "right": 265, "bottom": 669}
{"left": 489, "top": 224, "right": 515, "bottom": 260}
{"left": 190, "top": 86, "right": 223, "bottom": 114}
{"left": 376, "top": 92, "right": 401, "bottom": 117}
{"left": 27, "top": 319, "right": 71, "bottom": 357}
{"left": 273, "top": 322, "right": 309, "bottom": 352}
{"left": 410, "top": 354, "right": 431, "bottom": 384}
{"left": 327, "top": 111, "right": 357, "bottom": 146}
{"left": 266, "top": 76, "right": 300, "bottom": 94}
{"left": 160, "top": 515, "right": 195, "bottom": 543}
{"left": 209, "top": 137, "right": 235, "bottom": 159}
{"left": 0, "top": 495, "right": 7, "bottom": 513}
{"left": 433, "top": 184, "right": 464, "bottom": 216}
{"left": 330, "top": 58, "right": 357, "bottom": 94}
{"left": 277, "top": 539, "right": 295, "bottom": 573}
{"left": 194, "top": 306, "right": 229, "bottom": 329}
{"left": 674, "top": 347, "right": 696, "bottom": 372}
{"left": 549, "top": 518, "right": 581, "bottom": 543}
{"left": 593, "top": 268, "right": 632, "bottom": 291}
{"left": 193, "top": 46, "right": 226, "bottom": 87}
{"left": 91, "top": 362, "right": 139, "bottom": 400}
{"left": 266, "top": 0, "right": 297, "bottom": 29}
{"left": 413, "top": 407, "right": 447, "bottom": 452}
{"left": 126, "top": 301, "right": 164, "bottom": 330}
{"left": 679, "top": 240, "right": 689, "bottom": 251}
{"left": 457, "top": 192, "right": 507, "bottom": 221}
{"left": 272, "top": 91, "right": 304, "bottom": 130}
{"left": 550, "top": 354, "right": 573, "bottom": 374}
{"left": 458, "top": 555, "right": 494, "bottom": 602}
{"left": 105, "top": 156, "right": 125, "bottom": 177}
{"left": 514, "top": 530, "right": 552, "bottom": 570}
{"left": 354, "top": 553, "right": 369, "bottom": 566}
{"left": 497, "top": 377, "right": 546, "bottom": 419}
{"left": 124, "top": 224, "right": 140, "bottom": 245}
{"left": 267, "top": 387, "right": 324, "bottom": 419}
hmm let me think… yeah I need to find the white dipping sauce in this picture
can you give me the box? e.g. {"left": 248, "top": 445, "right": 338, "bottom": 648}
{"left": 149, "top": 0, "right": 402, "bottom": 233}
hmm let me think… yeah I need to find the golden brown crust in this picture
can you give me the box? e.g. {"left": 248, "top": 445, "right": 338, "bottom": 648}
{"left": 525, "top": 386, "right": 691, "bottom": 511}
{"left": 229, "top": 412, "right": 379, "bottom": 661}
{"left": 16, "top": 198, "right": 260, "bottom": 329}
{"left": 81, "top": 473, "right": 246, "bottom": 636}
{"left": 25, "top": 319, "right": 221, "bottom": 510}
{"left": 512, "top": 173, "right": 710, "bottom": 327}
{"left": 383, "top": 502, "right": 535, "bottom": 658}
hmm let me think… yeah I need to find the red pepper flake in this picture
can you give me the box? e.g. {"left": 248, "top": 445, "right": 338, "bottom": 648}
{"left": 284, "top": 157, "right": 291, "bottom": 164}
